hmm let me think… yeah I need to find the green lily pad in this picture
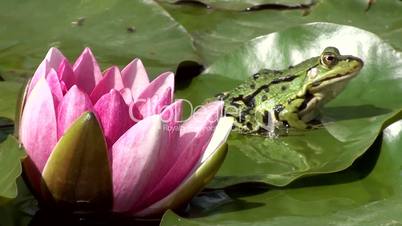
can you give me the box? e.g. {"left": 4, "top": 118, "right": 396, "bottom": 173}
{"left": 0, "top": 81, "right": 23, "bottom": 121}
{"left": 0, "top": 136, "right": 25, "bottom": 204}
{"left": 0, "top": 0, "right": 199, "bottom": 81}
{"left": 161, "top": 0, "right": 402, "bottom": 64}
{"left": 161, "top": 0, "right": 314, "bottom": 11}
{"left": 0, "top": 178, "right": 36, "bottom": 226}
{"left": 160, "top": 119, "right": 402, "bottom": 225}
{"left": 176, "top": 22, "right": 402, "bottom": 187}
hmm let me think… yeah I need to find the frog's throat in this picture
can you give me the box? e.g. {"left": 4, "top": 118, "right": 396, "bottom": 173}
{"left": 298, "top": 70, "right": 360, "bottom": 122}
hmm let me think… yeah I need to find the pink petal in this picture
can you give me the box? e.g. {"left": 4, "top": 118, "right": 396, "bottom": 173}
{"left": 198, "top": 117, "right": 233, "bottom": 164}
{"left": 179, "top": 101, "right": 223, "bottom": 139}
{"left": 161, "top": 100, "right": 183, "bottom": 124}
{"left": 112, "top": 115, "right": 166, "bottom": 212}
{"left": 94, "top": 89, "right": 133, "bottom": 150}
{"left": 121, "top": 59, "right": 149, "bottom": 100}
{"left": 58, "top": 59, "right": 75, "bottom": 90}
{"left": 20, "top": 77, "right": 58, "bottom": 173}
{"left": 131, "top": 72, "right": 175, "bottom": 119}
{"left": 29, "top": 48, "right": 66, "bottom": 95}
{"left": 128, "top": 101, "right": 183, "bottom": 212}
{"left": 133, "top": 87, "right": 172, "bottom": 120}
{"left": 135, "top": 118, "right": 233, "bottom": 217}
{"left": 45, "top": 47, "right": 66, "bottom": 70}
{"left": 90, "top": 66, "right": 124, "bottom": 103}
{"left": 119, "top": 88, "right": 133, "bottom": 105}
{"left": 136, "top": 72, "right": 174, "bottom": 103}
{"left": 57, "top": 85, "right": 94, "bottom": 139}
{"left": 46, "top": 69, "right": 64, "bottom": 110}
{"left": 73, "top": 48, "right": 102, "bottom": 94}
{"left": 128, "top": 102, "right": 142, "bottom": 124}
{"left": 132, "top": 101, "right": 223, "bottom": 211}
{"left": 28, "top": 60, "right": 49, "bottom": 96}
{"left": 59, "top": 80, "right": 68, "bottom": 94}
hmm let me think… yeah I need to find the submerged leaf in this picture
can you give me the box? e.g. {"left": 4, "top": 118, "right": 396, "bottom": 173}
{"left": 0, "top": 136, "right": 25, "bottom": 204}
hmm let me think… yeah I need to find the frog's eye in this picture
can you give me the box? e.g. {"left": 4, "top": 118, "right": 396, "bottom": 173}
{"left": 321, "top": 53, "right": 338, "bottom": 67}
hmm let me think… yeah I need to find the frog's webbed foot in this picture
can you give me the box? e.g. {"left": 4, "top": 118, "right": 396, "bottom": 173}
{"left": 284, "top": 114, "right": 309, "bottom": 129}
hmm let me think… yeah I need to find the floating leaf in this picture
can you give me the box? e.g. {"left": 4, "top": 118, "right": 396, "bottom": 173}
{"left": 161, "top": 0, "right": 402, "bottom": 64}
{"left": 0, "top": 0, "right": 199, "bottom": 81}
{"left": 160, "top": 119, "right": 402, "bottom": 225}
{"left": 0, "top": 81, "right": 23, "bottom": 121}
{"left": 176, "top": 22, "right": 402, "bottom": 186}
{"left": 161, "top": 0, "right": 314, "bottom": 11}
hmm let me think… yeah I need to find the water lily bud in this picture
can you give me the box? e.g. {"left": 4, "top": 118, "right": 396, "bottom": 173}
{"left": 19, "top": 47, "right": 233, "bottom": 216}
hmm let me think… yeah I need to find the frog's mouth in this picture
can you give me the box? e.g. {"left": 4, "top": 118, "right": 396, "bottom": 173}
{"left": 309, "top": 70, "right": 360, "bottom": 93}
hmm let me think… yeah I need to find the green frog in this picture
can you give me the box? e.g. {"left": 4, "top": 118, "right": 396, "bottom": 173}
{"left": 216, "top": 47, "right": 364, "bottom": 136}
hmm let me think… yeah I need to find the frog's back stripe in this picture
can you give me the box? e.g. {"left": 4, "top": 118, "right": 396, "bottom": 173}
{"left": 242, "top": 74, "right": 298, "bottom": 105}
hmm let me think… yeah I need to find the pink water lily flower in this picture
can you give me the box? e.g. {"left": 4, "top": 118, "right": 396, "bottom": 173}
{"left": 18, "top": 48, "right": 233, "bottom": 216}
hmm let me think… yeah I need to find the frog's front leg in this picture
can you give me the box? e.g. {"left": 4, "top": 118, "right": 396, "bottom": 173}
{"left": 277, "top": 99, "right": 308, "bottom": 129}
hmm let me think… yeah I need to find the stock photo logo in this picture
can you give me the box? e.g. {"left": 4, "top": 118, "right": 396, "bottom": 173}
{"left": 17, "top": 48, "right": 233, "bottom": 216}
